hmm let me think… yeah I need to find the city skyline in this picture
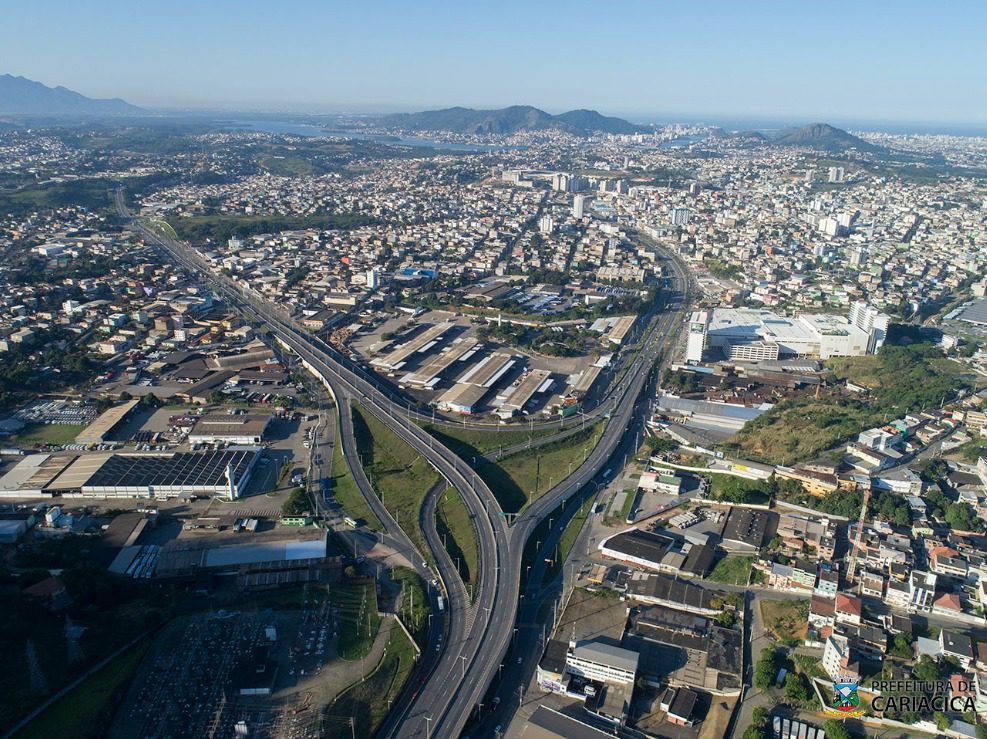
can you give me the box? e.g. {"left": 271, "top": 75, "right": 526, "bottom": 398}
{"left": 2, "top": 0, "right": 987, "bottom": 128}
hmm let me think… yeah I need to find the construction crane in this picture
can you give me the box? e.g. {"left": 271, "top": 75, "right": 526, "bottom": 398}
{"left": 845, "top": 484, "right": 872, "bottom": 588}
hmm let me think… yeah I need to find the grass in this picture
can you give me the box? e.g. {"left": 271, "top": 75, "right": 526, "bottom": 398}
{"left": 760, "top": 599, "right": 809, "bottom": 644}
{"left": 435, "top": 487, "right": 479, "bottom": 595}
{"left": 476, "top": 421, "right": 606, "bottom": 513}
{"left": 10, "top": 423, "right": 87, "bottom": 446}
{"left": 328, "top": 582, "right": 381, "bottom": 660}
{"left": 422, "top": 421, "right": 560, "bottom": 456}
{"left": 329, "top": 411, "right": 382, "bottom": 530}
{"left": 391, "top": 567, "right": 429, "bottom": 648}
{"left": 351, "top": 403, "right": 440, "bottom": 560}
{"left": 542, "top": 496, "right": 592, "bottom": 585}
{"left": 618, "top": 487, "right": 638, "bottom": 522}
{"left": 323, "top": 624, "right": 416, "bottom": 739}
{"left": 730, "top": 344, "right": 970, "bottom": 465}
{"left": 13, "top": 640, "right": 149, "bottom": 739}
{"left": 706, "top": 556, "right": 754, "bottom": 586}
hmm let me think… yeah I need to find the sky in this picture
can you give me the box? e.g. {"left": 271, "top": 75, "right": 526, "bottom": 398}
{"left": 2, "top": 0, "right": 986, "bottom": 128}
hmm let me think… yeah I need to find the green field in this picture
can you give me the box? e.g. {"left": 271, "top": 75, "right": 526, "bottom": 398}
{"left": 474, "top": 421, "right": 606, "bottom": 513}
{"left": 351, "top": 403, "right": 440, "bottom": 560}
{"left": 435, "top": 487, "right": 479, "bottom": 594}
{"left": 14, "top": 640, "right": 149, "bottom": 739}
{"left": 329, "top": 412, "right": 382, "bottom": 530}
{"left": 391, "top": 567, "right": 430, "bottom": 647}
{"left": 542, "top": 497, "right": 592, "bottom": 585}
{"left": 422, "top": 421, "right": 560, "bottom": 456}
{"left": 328, "top": 582, "right": 381, "bottom": 660}
{"left": 323, "top": 624, "right": 416, "bottom": 739}
{"left": 10, "top": 423, "right": 86, "bottom": 446}
{"left": 707, "top": 556, "right": 754, "bottom": 586}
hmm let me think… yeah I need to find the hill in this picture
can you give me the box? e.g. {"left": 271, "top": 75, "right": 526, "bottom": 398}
{"left": 771, "top": 122, "right": 880, "bottom": 152}
{"left": 0, "top": 74, "right": 143, "bottom": 116}
{"left": 381, "top": 105, "right": 646, "bottom": 135}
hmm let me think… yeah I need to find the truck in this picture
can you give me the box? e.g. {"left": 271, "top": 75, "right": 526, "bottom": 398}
{"left": 343, "top": 516, "right": 358, "bottom": 528}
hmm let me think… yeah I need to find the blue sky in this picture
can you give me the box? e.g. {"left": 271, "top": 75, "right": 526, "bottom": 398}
{"left": 3, "top": 0, "right": 985, "bottom": 126}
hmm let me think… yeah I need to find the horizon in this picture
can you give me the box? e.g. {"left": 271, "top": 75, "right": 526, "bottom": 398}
{"left": 2, "top": 1, "right": 986, "bottom": 131}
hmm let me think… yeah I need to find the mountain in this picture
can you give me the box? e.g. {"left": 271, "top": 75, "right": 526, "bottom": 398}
{"left": 380, "top": 105, "right": 646, "bottom": 135}
{"left": 0, "top": 74, "right": 143, "bottom": 116}
{"left": 771, "top": 122, "right": 879, "bottom": 152}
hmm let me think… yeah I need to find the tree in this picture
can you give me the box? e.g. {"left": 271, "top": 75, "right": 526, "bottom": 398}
{"left": 755, "top": 647, "right": 778, "bottom": 690}
{"left": 822, "top": 720, "right": 851, "bottom": 739}
{"left": 785, "top": 671, "right": 811, "bottom": 704}
{"left": 934, "top": 711, "right": 950, "bottom": 730}
{"left": 890, "top": 633, "right": 914, "bottom": 660}
{"left": 913, "top": 654, "right": 941, "bottom": 682}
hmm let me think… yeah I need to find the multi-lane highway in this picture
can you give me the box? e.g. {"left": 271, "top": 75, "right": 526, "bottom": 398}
{"left": 118, "top": 189, "right": 688, "bottom": 738}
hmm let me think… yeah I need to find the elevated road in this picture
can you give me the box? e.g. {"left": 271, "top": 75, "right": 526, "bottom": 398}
{"left": 118, "top": 190, "right": 689, "bottom": 737}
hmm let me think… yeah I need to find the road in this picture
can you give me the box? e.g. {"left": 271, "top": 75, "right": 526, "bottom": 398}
{"left": 118, "top": 190, "right": 689, "bottom": 738}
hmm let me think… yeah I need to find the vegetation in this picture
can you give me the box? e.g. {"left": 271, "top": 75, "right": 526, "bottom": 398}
{"left": 0, "top": 177, "right": 116, "bottom": 217}
{"left": 435, "top": 487, "right": 479, "bottom": 593}
{"left": 167, "top": 213, "right": 376, "bottom": 244}
{"left": 754, "top": 647, "right": 779, "bottom": 690}
{"left": 0, "top": 330, "right": 101, "bottom": 413}
{"left": 707, "top": 474, "right": 772, "bottom": 505}
{"left": 14, "top": 640, "right": 150, "bottom": 739}
{"left": 760, "top": 599, "right": 809, "bottom": 644}
{"left": 328, "top": 582, "right": 380, "bottom": 660}
{"left": 741, "top": 706, "right": 771, "bottom": 739}
{"left": 422, "top": 421, "right": 558, "bottom": 456}
{"left": 707, "top": 556, "right": 754, "bottom": 586}
{"left": 281, "top": 487, "right": 310, "bottom": 516}
{"left": 476, "top": 421, "right": 605, "bottom": 512}
{"left": 705, "top": 259, "right": 742, "bottom": 280}
{"left": 9, "top": 423, "right": 87, "bottom": 446}
{"left": 391, "top": 567, "right": 430, "bottom": 647}
{"left": 731, "top": 344, "right": 969, "bottom": 464}
{"left": 954, "top": 439, "right": 987, "bottom": 463}
{"left": 329, "top": 415, "right": 382, "bottom": 530}
{"left": 822, "top": 720, "right": 851, "bottom": 739}
{"left": 351, "top": 403, "right": 440, "bottom": 558}
{"left": 323, "top": 624, "right": 416, "bottom": 739}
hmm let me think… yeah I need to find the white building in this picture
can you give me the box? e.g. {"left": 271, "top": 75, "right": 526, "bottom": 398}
{"left": 685, "top": 311, "right": 708, "bottom": 363}
{"left": 566, "top": 641, "right": 638, "bottom": 686}
{"left": 573, "top": 194, "right": 588, "bottom": 219}
{"left": 704, "top": 308, "right": 870, "bottom": 361}
{"left": 848, "top": 301, "right": 891, "bottom": 354}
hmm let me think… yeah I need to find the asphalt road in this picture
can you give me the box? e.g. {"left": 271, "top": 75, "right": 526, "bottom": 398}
{"left": 119, "top": 190, "right": 690, "bottom": 738}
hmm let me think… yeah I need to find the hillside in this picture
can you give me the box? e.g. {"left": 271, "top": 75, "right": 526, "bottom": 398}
{"left": 772, "top": 122, "right": 880, "bottom": 153}
{"left": 381, "top": 105, "right": 646, "bottom": 135}
{"left": 0, "top": 74, "right": 142, "bottom": 116}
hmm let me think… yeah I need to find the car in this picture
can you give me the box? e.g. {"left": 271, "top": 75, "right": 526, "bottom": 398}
{"left": 516, "top": 657, "right": 522, "bottom": 664}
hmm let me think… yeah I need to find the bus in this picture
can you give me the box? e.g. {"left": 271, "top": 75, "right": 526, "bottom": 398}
{"left": 343, "top": 516, "right": 358, "bottom": 528}
{"left": 437, "top": 596, "right": 445, "bottom": 612}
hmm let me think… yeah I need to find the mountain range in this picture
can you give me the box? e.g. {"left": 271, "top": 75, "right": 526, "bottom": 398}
{"left": 380, "top": 105, "right": 648, "bottom": 136}
{"left": 0, "top": 74, "right": 143, "bottom": 116}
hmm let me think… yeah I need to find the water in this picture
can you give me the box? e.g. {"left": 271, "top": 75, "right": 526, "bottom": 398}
{"left": 224, "top": 119, "right": 503, "bottom": 151}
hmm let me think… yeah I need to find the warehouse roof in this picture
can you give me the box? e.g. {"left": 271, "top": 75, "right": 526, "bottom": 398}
{"left": 188, "top": 413, "right": 272, "bottom": 439}
{"left": 76, "top": 399, "right": 140, "bottom": 444}
{"left": 204, "top": 534, "right": 327, "bottom": 568}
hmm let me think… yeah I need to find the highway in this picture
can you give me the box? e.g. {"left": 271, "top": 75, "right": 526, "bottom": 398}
{"left": 117, "top": 189, "right": 689, "bottom": 738}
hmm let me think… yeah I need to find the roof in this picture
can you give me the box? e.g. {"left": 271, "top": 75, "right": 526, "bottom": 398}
{"left": 721, "top": 507, "right": 771, "bottom": 548}
{"left": 836, "top": 593, "right": 863, "bottom": 617}
{"left": 188, "top": 413, "right": 272, "bottom": 439}
{"left": 668, "top": 686, "right": 698, "bottom": 720}
{"left": 204, "top": 534, "right": 327, "bottom": 568}
{"left": 601, "top": 528, "right": 673, "bottom": 565}
{"left": 521, "top": 706, "right": 615, "bottom": 739}
{"left": 24, "top": 576, "right": 65, "bottom": 598}
{"left": 76, "top": 399, "right": 140, "bottom": 444}
{"left": 539, "top": 639, "right": 569, "bottom": 674}
{"left": 572, "top": 641, "right": 639, "bottom": 674}
{"left": 69, "top": 449, "right": 258, "bottom": 490}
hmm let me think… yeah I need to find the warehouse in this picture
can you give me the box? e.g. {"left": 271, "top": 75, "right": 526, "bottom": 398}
{"left": 75, "top": 399, "right": 141, "bottom": 445}
{"left": 188, "top": 413, "right": 272, "bottom": 444}
{"left": 58, "top": 447, "right": 261, "bottom": 500}
{"left": 371, "top": 322, "right": 455, "bottom": 372}
{"left": 0, "top": 454, "right": 75, "bottom": 498}
{"left": 496, "top": 369, "right": 553, "bottom": 419}
{"left": 400, "top": 337, "right": 479, "bottom": 389}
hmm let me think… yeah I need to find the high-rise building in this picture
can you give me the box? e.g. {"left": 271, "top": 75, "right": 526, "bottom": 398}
{"left": 572, "top": 194, "right": 588, "bottom": 219}
{"left": 849, "top": 247, "right": 867, "bottom": 268}
{"left": 848, "top": 301, "right": 890, "bottom": 354}
{"left": 538, "top": 215, "right": 555, "bottom": 234}
{"left": 671, "top": 207, "right": 691, "bottom": 226}
{"left": 685, "top": 311, "right": 708, "bottom": 363}
{"left": 827, "top": 167, "right": 845, "bottom": 183}
{"left": 552, "top": 173, "right": 569, "bottom": 192}
{"left": 365, "top": 269, "right": 380, "bottom": 290}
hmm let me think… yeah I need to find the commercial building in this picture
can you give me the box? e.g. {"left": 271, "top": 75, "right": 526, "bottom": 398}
{"left": 370, "top": 321, "right": 456, "bottom": 373}
{"left": 187, "top": 413, "right": 272, "bottom": 445}
{"left": 686, "top": 311, "right": 709, "bottom": 363}
{"left": 702, "top": 308, "right": 870, "bottom": 361}
{"left": 566, "top": 641, "right": 639, "bottom": 686}
{"left": 848, "top": 301, "right": 891, "bottom": 353}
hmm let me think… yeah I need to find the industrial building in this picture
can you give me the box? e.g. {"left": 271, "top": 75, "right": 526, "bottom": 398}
{"left": 399, "top": 337, "right": 480, "bottom": 389}
{"left": 496, "top": 369, "right": 553, "bottom": 419}
{"left": 657, "top": 394, "right": 772, "bottom": 434}
{"left": 589, "top": 315, "right": 637, "bottom": 346}
{"left": 75, "top": 399, "right": 140, "bottom": 445}
{"left": 434, "top": 352, "right": 516, "bottom": 414}
{"left": 0, "top": 448, "right": 260, "bottom": 500}
{"left": 187, "top": 413, "right": 272, "bottom": 444}
{"left": 371, "top": 321, "right": 456, "bottom": 372}
{"left": 599, "top": 528, "right": 715, "bottom": 577}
